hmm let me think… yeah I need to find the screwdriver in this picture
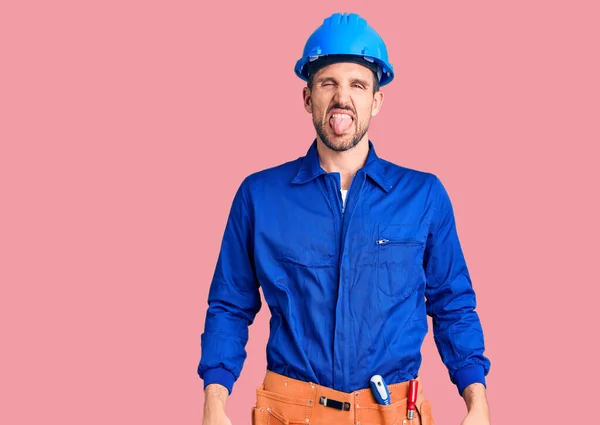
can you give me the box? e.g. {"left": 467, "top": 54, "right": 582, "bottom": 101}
{"left": 369, "top": 375, "right": 391, "bottom": 405}
{"left": 407, "top": 379, "right": 418, "bottom": 420}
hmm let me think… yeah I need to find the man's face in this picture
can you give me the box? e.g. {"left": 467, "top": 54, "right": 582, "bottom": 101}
{"left": 303, "top": 62, "right": 384, "bottom": 152}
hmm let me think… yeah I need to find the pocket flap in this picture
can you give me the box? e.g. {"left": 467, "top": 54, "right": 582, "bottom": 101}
{"left": 378, "top": 224, "right": 426, "bottom": 244}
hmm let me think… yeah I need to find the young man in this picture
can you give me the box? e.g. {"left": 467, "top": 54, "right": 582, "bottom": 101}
{"left": 199, "top": 13, "right": 491, "bottom": 425}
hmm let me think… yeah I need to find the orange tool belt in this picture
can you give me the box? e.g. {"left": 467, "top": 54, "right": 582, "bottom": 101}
{"left": 251, "top": 370, "right": 435, "bottom": 425}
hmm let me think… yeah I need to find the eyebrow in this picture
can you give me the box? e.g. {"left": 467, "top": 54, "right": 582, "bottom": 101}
{"left": 316, "top": 77, "right": 336, "bottom": 85}
{"left": 349, "top": 77, "right": 370, "bottom": 88}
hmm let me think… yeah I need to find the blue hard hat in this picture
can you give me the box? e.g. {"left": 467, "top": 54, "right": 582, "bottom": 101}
{"left": 295, "top": 13, "right": 395, "bottom": 86}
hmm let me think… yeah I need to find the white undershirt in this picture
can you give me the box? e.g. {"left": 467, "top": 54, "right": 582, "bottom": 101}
{"left": 341, "top": 189, "right": 348, "bottom": 208}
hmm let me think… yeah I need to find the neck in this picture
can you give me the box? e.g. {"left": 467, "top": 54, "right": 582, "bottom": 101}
{"left": 316, "top": 135, "right": 369, "bottom": 190}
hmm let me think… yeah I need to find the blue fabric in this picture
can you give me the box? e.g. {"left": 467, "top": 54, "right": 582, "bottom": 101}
{"left": 198, "top": 140, "right": 491, "bottom": 397}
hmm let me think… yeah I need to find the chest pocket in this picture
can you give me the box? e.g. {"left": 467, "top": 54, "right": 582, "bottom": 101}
{"left": 376, "top": 224, "right": 426, "bottom": 300}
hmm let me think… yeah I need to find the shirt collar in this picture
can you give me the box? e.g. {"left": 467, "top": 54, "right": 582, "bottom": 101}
{"left": 291, "top": 139, "right": 392, "bottom": 193}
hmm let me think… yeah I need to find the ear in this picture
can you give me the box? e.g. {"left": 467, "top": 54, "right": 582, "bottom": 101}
{"left": 303, "top": 86, "right": 312, "bottom": 113}
{"left": 370, "top": 90, "right": 384, "bottom": 117}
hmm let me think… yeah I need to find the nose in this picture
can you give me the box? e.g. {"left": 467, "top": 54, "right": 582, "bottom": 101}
{"left": 332, "top": 85, "right": 351, "bottom": 106}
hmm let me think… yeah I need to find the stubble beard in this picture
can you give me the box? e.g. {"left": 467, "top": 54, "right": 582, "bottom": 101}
{"left": 313, "top": 113, "right": 370, "bottom": 153}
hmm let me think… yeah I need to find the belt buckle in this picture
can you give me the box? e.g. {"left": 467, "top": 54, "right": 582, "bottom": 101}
{"left": 319, "top": 396, "right": 350, "bottom": 411}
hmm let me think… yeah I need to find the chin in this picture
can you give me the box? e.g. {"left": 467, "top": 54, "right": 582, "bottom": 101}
{"left": 324, "top": 135, "right": 358, "bottom": 152}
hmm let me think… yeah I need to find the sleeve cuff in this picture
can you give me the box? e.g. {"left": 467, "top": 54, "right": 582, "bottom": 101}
{"left": 202, "top": 367, "right": 235, "bottom": 395}
{"left": 453, "top": 364, "right": 486, "bottom": 396}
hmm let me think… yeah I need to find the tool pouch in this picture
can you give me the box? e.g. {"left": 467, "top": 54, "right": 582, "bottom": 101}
{"left": 417, "top": 398, "right": 435, "bottom": 425}
{"left": 354, "top": 393, "right": 435, "bottom": 425}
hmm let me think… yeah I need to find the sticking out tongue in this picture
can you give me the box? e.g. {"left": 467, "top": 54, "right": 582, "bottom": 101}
{"left": 330, "top": 114, "right": 352, "bottom": 135}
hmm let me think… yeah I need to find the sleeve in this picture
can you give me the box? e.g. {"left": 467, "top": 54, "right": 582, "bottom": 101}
{"left": 422, "top": 175, "right": 491, "bottom": 396}
{"left": 197, "top": 178, "right": 262, "bottom": 395}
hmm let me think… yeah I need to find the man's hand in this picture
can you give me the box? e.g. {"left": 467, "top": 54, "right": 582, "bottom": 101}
{"left": 202, "top": 384, "right": 232, "bottom": 425}
{"left": 460, "top": 383, "right": 490, "bottom": 425}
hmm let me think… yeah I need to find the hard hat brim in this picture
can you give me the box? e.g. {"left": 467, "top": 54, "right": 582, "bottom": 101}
{"left": 295, "top": 54, "right": 394, "bottom": 86}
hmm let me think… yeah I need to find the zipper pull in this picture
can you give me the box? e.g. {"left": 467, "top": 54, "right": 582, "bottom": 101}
{"left": 376, "top": 239, "right": 390, "bottom": 245}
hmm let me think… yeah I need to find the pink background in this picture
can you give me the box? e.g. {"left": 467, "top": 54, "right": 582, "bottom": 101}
{"left": 1, "top": 0, "right": 599, "bottom": 423}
